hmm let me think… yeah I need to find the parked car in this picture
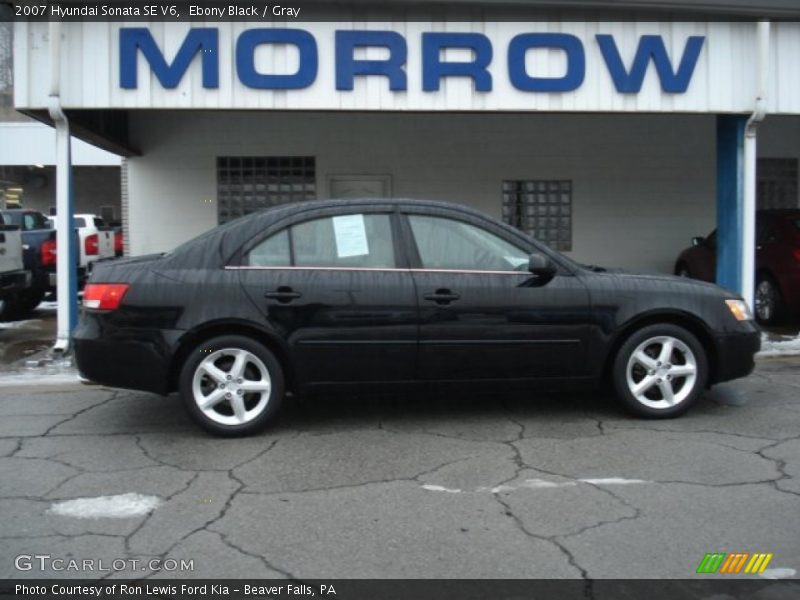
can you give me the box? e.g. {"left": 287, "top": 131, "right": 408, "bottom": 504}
{"left": 0, "top": 213, "right": 32, "bottom": 321}
{"left": 675, "top": 209, "right": 800, "bottom": 324}
{"left": 75, "top": 199, "right": 760, "bottom": 436}
{"left": 49, "top": 214, "right": 116, "bottom": 272}
{"left": 111, "top": 224, "right": 124, "bottom": 257}
{"left": 0, "top": 209, "right": 71, "bottom": 317}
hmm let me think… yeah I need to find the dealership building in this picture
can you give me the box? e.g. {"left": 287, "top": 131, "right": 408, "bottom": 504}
{"left": 10, "top": 1, "right": 800, "bottom": 340}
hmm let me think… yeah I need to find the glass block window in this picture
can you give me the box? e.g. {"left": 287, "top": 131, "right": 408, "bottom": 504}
{"left": 217, "top": 156, "right": 316, "bottom": 224}
{"left": 757, "top": 158, "right": 798, "bottom": 210}
{"left": 502, "top": 180, "right": 572, "bottom": 251}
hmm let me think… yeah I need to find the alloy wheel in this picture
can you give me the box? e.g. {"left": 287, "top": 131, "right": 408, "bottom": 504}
{"left": 625, "top": 335, "right": 698, "bottom": 410}
{"left": 755, "top": 279, "right": 777, "bottom": 323}
{"left": 191, "top": 348, "right": 272, "bottom": 426}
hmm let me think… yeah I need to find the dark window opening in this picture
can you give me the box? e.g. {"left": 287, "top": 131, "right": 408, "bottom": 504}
{"left": 216, "top": 156, "right": 315, "bottom": 225}
{"left": 502, "top": 180, "right": 572, "bottom": 251}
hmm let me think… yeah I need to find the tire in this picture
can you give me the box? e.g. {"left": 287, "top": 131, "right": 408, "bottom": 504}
{"left": 179, "top": 335, "right": 285, "bottom": 437}
{"left": 0, "top": 297, "right": 22, "bottom": 321}
{"left": 754, "top": 275, "right": 783, "bottom": 326}
{"left": 15, "top": 288, "right": 45, "bottom": 316}
{"left": 675, "top": 263, "right": 691, "bottom": 278}
{"left": 612, "top": 324, "right": 708, "bottom": 419}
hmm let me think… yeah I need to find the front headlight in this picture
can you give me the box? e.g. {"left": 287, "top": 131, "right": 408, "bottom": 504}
{"left": 725, "top": 299, "right": 753, "bottom": 321}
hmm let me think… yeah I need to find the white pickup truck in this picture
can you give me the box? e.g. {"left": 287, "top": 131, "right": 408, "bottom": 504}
{"left": 0, "top": 213, "right": 33, "bottom": 321}
{"left": 49, "top": 214, "right": 115, "bottom": 272}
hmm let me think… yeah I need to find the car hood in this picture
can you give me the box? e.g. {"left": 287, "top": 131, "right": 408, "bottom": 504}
{"left": 587, "top": 268, "right": 737, "bottom": 298}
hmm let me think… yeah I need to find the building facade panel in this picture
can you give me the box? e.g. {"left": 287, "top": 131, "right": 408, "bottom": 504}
{"left": 14, "top": 20, "right": 793, "bottom": 114}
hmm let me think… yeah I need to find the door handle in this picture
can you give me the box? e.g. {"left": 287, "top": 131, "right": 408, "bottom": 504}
{"left": 423, "top": 289, "right": 460, "bottom": 305}
{"left": 265, "top": 287, "right": 302, "bottom": 303}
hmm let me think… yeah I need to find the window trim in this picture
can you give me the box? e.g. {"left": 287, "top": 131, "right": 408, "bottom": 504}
{"left": 228, "top": 202, "right": 576, "bottom": 276}
{"left": 242, "top": 209, "right": 406, "bottom": 270}
{"left": 399, "top": 211, "right": 548, "bottom": 274}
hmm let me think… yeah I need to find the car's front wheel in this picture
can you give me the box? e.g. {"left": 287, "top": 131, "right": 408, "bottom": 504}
{"left": 613, "top": 324, "right": 708, "bottom": 418}
{"left": 179, "top": 335, "right": 285, "bottom": 436}
{"left": 755, "top": 275, "right": 782, "bottom": 325}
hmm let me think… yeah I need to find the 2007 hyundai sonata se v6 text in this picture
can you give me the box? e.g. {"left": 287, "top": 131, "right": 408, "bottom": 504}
{"left": 74, "top": 199, "right": 761, "bottom": 436}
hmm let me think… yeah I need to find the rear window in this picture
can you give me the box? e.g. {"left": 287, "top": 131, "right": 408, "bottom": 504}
{"left": 74, "top": 217, "right": 86, "bottom": 228}
{"left": 2, "top": 211, "right": 50, "bottom": 231}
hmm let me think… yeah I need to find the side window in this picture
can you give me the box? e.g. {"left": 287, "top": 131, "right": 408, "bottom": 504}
{"left": 248, "top": 229, "right": 291, "bottom": 267}
{"left": 246, "top": 214, "right": 396, "bottom": 268}
{"left": 408, "top": 215, "right": 529, "bottom": 272}
{"left": 292, "top": 214, "right": 395, "bottom": 268}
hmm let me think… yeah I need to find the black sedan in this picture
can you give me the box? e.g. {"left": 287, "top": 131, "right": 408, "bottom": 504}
{"left": 74, "top": 199, "right": 760, "bottom": 436}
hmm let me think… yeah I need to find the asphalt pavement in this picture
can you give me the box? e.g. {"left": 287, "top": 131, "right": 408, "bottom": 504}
{"left": 0, "top": 357, "right": 799, "bottom": 582}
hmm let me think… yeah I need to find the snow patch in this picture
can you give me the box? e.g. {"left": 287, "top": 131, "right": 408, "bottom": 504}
{"left": 421, "top": 484, "right": 461, "bottom": 494}
{"left": 0, "top": 370, "right": 80, "bottom": 386}
{"left": 580, "top": 478, "right": 649, "bottom": 485}
{"left": 0, "top": 319, "right": 42, "bottom": 330}
{"left": 760, "top": 568, "right": 797, "bottom": 580}
{"left": 520, "top": 479, "right": 575, "bottom": 489}
{"left": 425, "top": 477, "right": 650, "bottom": 494}
{"left": 758, "top": 333, "right": 800, "bottom": 358}
{"left": 48, "top": 493, "right": 162, "bottom": 519}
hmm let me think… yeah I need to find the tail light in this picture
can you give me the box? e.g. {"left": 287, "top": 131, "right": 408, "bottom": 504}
{"left": 793, "top": 248, "right": 800, "bottom": 263}
{"left": 41, "top": 239, "right": 57, "bottom": 266}
{"left": 83, "top": 283, "right": 129, "bottom": 310}
{"left": 114, "top": 231, "right": 123, "bottom": 254}
{"left": 85, "top": 233, "right": 99, "bottom": 256}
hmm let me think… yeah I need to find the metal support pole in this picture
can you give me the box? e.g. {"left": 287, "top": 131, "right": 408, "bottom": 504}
{"left": 48, "top": 22, "right": 77, "bottom": 352}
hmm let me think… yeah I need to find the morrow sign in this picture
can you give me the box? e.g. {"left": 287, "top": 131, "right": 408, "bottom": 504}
{"left": 120, "top": 28, "right": 706, "bottom": 94}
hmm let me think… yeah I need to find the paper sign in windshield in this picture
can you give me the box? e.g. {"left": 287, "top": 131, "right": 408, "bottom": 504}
{"left": 332, "top": 214, "right": 369, "bottom": 258}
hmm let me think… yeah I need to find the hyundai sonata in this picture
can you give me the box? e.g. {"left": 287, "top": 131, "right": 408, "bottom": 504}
{"left": 74, "top": 199, "right": 760, "bottom": 436}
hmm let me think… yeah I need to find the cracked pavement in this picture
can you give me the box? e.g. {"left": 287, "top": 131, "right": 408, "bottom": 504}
{"left": 1, "top": 358, "right": 799, "bottom": 581}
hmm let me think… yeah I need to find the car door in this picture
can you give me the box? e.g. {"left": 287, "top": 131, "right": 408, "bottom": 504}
{"left": 402, "top": 210, "right": 592, "bottom": 381}
{"left": 237, "top": 208, "right": 418, "bottom": 385}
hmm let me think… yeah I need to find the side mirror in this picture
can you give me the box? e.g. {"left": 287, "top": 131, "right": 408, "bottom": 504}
{"left": 528, "top": 252, "right": 557, "bottom": 278}
{"left": 691, "top": 236, "right": 705, "bottom": 247}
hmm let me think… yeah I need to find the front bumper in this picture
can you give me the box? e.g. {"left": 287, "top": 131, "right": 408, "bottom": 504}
{"left": 712, "top": 326, "right": 761, "bottom": 384}
{"left": 0, "top": 269, "right": 31, "bottom": 298}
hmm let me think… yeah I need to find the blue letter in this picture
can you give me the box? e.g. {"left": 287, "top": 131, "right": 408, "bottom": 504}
{"left": 236, "top": 29, "right": 317, "bottom": 89}
{"left": 508, "top": 33, "right": 585, "bottom": 92}
{"left": 336, "top": 31, "right": 407, "bottom": 91}
{"left": 597, "top": 34, "right": 705, "bottom": 93}
{"left": 422, "top": 33, "right": 492, "bottom": 92}
{"left": 120, "top": 28, "right": 218, "bottom": 89}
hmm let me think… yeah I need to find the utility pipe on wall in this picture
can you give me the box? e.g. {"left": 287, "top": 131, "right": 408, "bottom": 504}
{"left": 47, "top": 21, "right": 78, "bottom": 352}
{"left": 741, "top": 20, "right": 770, "bottom": 312}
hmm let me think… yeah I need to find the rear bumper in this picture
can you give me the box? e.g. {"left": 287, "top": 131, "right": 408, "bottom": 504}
{"left": 0, "top": 269, "right": 31, "bottom": 298}
{"left": 73, "top": 313, "right": 180, "bottom": 395}
{"left": 712, "top": 326, "right": 761, "bottom": 384}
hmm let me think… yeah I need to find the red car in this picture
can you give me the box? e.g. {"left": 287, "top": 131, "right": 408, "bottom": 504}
{"left": 675, "top": 210, "right": 800, "bottom": 324}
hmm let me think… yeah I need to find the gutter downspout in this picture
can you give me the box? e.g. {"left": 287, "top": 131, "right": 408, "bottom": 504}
{"left": 47, "top": 21, "right": 77, "bottom": 353}
{"left": 741, "top": 20, "right": 770, "bottom": 312}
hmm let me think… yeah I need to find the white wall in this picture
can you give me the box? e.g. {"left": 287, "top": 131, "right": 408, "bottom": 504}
{"left": 127, "top": 111, "right": 718, "bottom": 272}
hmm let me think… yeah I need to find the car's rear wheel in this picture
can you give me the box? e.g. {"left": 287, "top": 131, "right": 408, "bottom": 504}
{"left": 179, "top": 335, "right": 284, "bottom": 436}
{"left": 755, "top": 275, "right": 782, "bottom": 325}
{"left": 613, "top": 324, "right": 707, "bottom": 418}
